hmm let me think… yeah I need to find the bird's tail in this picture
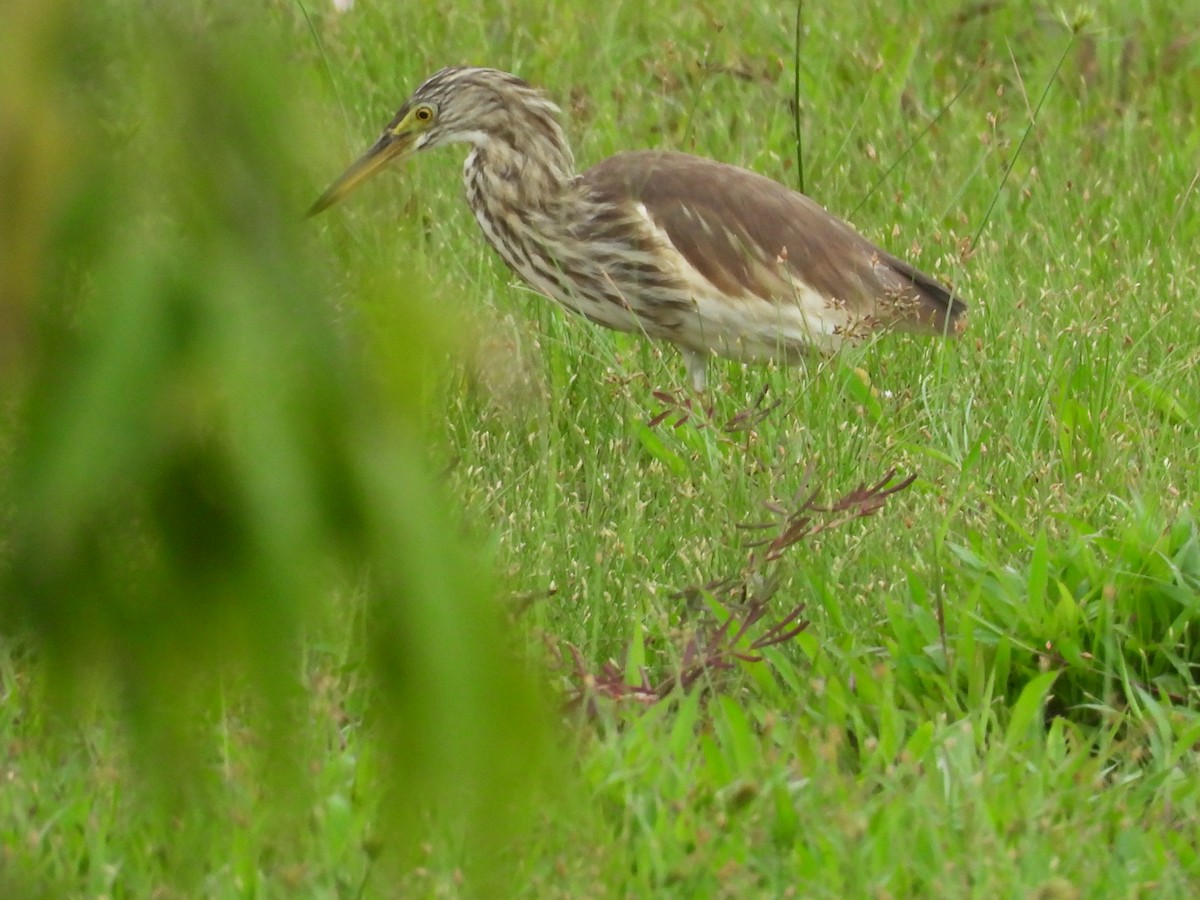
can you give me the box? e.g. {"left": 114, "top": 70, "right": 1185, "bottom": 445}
{"left": 886, "top": 255, "right": 968, "bottom": 337}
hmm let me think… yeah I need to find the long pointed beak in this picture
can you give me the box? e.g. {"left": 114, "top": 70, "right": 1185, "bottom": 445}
{"left": 308, "top": 131, "right": 417, "bottom": 216}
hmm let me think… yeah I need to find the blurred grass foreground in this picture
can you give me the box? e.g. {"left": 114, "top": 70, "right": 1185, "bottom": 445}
{"left": 0, "top": 1, "right": 545, "bottom": 892}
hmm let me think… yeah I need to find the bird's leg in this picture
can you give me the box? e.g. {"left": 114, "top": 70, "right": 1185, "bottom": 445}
{"left": 683, "top": 348, "right": 708, "bottom": 393}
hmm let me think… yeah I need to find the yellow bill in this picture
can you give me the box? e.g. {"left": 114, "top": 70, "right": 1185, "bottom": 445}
{"left": 308, "top": 130, "right": 418, "bottom": 217}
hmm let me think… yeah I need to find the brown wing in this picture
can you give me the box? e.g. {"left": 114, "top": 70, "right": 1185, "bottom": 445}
{"left": 581, "top": 150, "right": 966, "bottom": 335}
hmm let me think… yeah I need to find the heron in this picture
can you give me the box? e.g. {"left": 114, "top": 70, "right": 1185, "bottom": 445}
{"left": 311, "top": 66, "right": 967, "bottom": 391}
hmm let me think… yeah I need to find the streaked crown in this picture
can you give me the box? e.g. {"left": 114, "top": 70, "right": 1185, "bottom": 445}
{"left": 388, "top": 66, "right": 569, "bottom": 158}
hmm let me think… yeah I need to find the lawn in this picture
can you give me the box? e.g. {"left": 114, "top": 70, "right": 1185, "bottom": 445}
{"left": 2, "top": 0, "right": 1199, "bottom": 896}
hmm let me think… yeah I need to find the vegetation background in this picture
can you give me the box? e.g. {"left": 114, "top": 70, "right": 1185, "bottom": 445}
{"left": 1, "top": 0, "right": 1198, "bottom": 896}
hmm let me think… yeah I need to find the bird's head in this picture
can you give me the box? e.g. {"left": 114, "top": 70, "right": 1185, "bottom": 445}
{"left": 308, "top": 66, "right": 566, "bottom": 216}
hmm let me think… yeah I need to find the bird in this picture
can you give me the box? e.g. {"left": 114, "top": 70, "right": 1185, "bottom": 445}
{"left": 310, "top": 66, "right": 967, "bottom": 391}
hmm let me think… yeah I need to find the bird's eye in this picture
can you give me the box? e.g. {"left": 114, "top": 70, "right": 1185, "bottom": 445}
{"left": 414, "top": 105, "right": 434, "bottom": 123}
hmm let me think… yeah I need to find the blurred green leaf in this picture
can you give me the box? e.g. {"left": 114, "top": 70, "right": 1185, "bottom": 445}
{"left": 634, "top": 421, "right": 688, "bottom": 477}
{"left": 0, "top": 0, "right": 548, "bottom": 892}
{"left": 1129, "top": 374, "right": 1196, "bottom": 427}
{"left": 1005, "top": 671, "right": 1059, "bottom": 750}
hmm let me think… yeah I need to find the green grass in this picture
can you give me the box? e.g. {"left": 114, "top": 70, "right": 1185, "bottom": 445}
{"left": 3, "top": 0, "right": 1200, "bottom": 896}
